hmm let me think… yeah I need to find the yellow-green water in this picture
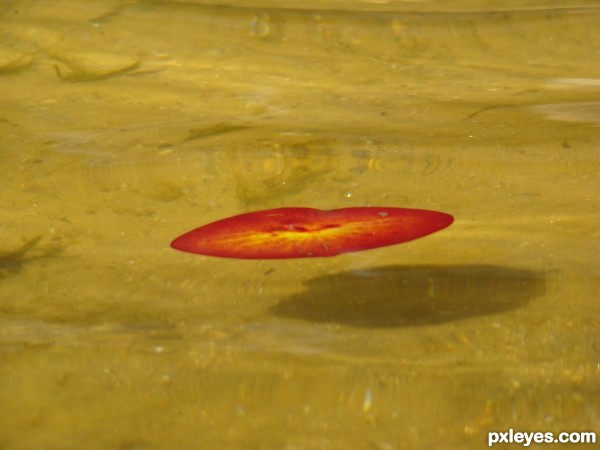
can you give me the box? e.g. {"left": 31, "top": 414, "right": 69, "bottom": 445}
{"left": 1, "top": 1, "right": 599, "bottom": 449}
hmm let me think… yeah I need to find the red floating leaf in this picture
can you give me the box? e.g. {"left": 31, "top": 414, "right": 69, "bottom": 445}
{"left": 171, "top": 207, "right": 453, "bottom": 259}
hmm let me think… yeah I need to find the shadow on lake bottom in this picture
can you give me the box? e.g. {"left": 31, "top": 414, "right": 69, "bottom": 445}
{"left": 270, "top": 265, "right": 546, "bottom": 327}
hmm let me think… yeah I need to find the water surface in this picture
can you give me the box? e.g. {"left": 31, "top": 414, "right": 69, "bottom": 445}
{"left": 1, "top": 1, "right": 599, "bottom": 448}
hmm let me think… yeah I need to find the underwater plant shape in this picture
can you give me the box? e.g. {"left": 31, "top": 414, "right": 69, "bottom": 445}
{"left": 171, "top": 207, "right": 453, "bottom": 259}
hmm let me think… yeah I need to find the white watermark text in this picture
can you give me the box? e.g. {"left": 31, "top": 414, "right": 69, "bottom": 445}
{"left": 488, "top": 429, "right": 596, "bottom": 447}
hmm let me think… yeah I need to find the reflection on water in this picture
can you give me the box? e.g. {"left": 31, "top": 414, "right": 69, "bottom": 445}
{"left": 224, "top": 135, "right": 340, "bottom": 204}
{"left": 272, "top": 265, "right": 546, "bottom": 327}
{"left": 1, "top": 1, "right": 599, "bottom": 449}
{"left": 530, "top": 101, "right": 600, "bottom": 126}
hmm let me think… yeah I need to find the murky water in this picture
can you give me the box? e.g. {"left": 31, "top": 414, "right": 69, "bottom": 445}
{"left": 1, "top": 1, "right": 599, "bottom": 449}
